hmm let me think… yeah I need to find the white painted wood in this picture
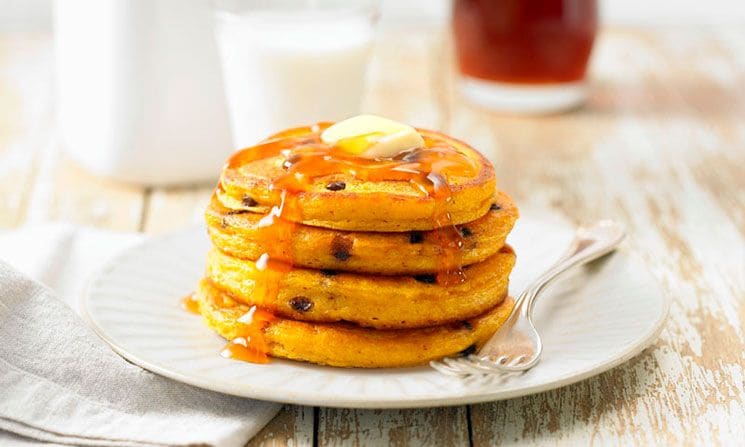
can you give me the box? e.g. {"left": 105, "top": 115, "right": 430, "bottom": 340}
{"left": 318, "top": 407, "right": 469, "bottom": 447}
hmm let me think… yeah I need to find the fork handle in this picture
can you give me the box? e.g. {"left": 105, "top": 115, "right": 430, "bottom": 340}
{"left": 515, "top": 220, "right": 626, "bottom": 318}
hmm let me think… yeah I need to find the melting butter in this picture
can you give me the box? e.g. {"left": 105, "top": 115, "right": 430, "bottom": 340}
{"left": 321, "top": 115, "right": 425, "bottom": 158}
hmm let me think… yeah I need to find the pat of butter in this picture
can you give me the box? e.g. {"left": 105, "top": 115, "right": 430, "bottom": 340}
{"left": 321, "top": 115, "right": 425, "bottom": 158}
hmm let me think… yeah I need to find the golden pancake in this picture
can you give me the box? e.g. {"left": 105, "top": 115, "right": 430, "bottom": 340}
{"left": 217, "top": 125, "right": 496, "bottom": 231}
{"left": 205, "top": 245, "right": 515, "bottom": 329}
{"left": 196, "top": 279, "right": 515, "bottom": 368}
{"left": 190, "top": 117, "right": 520, "bottom": 367}
{"left": 207, "top": 190, "right": 518, "bottom": 274}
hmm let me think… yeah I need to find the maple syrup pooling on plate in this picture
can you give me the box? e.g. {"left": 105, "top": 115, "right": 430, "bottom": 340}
{"left": 180, "top": 293, "right": 200, "bottom": 314}
{"left": 215, "top": 123, "right": 480, "bottom": 362}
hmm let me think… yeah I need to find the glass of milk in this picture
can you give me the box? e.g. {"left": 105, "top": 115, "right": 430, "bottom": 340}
{"left": 212, "top": 0, "right": 380, "bottom": 149}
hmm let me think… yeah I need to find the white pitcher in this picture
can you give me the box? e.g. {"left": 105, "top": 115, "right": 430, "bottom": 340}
{"left": 54, "top": 0, "right": 233, "bottom": 185}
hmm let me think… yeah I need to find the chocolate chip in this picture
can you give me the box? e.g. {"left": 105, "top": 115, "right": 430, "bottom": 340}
{"left": 241, "top": 195, "right": 258, "bottom": 207}
{"left": 409, "top": 231, "right": 424, "bottom": 244}
{"left": 460, "top": 227, "right": 473, "bottom": 237}
{"left": 331, "top": 235, "right": 353, "bottom": 261}
{"left": 414, "top": 274, "right": 436, "bottom": 284}
{"left": 334, "top": 251, "right": 350, "bottom": 261}
{"left": 289, "top": 296, "right": 313, "bottom": 312}
{"left": 462, "top": 321, "right": 473, "bottom": 330}
{"left": 226, "top": 209, "right": 250, "bottom": 215}
{"left": 490, "top": 203, "right": 501, "bottom": 211}
{"left": 459, "top": 344, "right": 477, "bottom": 356}
{"left": 321, "top": 269, "right": 339, "bottom": 276}
{"left": 325, "top": 181, "right": 346, "bottom": 191}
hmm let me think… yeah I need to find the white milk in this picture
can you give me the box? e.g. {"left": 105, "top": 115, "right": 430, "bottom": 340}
{"left": 214, "top": 10, "right": 374, "bottom": 149}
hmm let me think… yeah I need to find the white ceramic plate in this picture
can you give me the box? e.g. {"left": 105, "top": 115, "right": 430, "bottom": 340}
{"left": 83, "top": 212, "right": 668, "bottom": 408}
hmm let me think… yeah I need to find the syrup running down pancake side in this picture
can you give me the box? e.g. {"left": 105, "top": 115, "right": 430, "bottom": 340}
{"left": 184, "top": 291, "right": 275, "bottom": 362}
{"left": 197, "top": 123, "right": 490, "bottom": 364}
{"left": 218, "top": 305, "right": 276, "bottom": 364}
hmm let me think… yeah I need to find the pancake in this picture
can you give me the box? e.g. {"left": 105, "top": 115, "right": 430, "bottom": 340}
{"left": 217, "top": 125, "right": 496, "bottom": 231}
{"left": 207, "top": 190, "right": 518, "bottom": 275}
{"left": 205, "top": 245, "right": 515, "bottom": 329}
{"left": 196, "top": 279, "right": 515, "bottom": 368}
{"left": 191, "top": 117, "right": 520, "bottom": 367}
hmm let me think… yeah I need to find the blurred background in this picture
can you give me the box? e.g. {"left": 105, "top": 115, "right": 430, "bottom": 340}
{"left": 3, "top": 0, "right": 745, "bottom": 29}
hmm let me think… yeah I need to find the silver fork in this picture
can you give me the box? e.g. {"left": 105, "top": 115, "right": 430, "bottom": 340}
{"left": 430, "top": 220, "right": 626, "bottom": 378}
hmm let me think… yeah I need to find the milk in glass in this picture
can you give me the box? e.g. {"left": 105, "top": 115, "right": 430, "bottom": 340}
{"left": 214, "top": 9, "right": 375, "bottom": 148}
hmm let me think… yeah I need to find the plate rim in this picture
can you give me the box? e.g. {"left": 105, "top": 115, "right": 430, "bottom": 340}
{"left": 81, "top": 226, "right": 670, "bottom": 409}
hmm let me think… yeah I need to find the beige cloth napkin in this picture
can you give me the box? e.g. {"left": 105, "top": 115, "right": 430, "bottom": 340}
{"left": 0, "top": 224, "right": 281, "bottom": 447}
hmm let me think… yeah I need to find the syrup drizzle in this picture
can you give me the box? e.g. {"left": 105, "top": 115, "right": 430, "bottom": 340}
{"left": 220, "top": 305, "right": 276, "bottom": 363}
{"left": 207, "top": 123, "right": 479, "bottom": 363}
{"left": 180, "top": 293, "right": 200, "bottom": 314}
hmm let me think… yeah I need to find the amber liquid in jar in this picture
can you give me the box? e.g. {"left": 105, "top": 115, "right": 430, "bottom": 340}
{"left": 453, "top": 0, "right": 597, "bottom": 111}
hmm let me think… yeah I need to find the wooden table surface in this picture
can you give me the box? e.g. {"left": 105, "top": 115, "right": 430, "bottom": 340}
{"left": 2, "top": 26, "right": 744, "bottom": 446}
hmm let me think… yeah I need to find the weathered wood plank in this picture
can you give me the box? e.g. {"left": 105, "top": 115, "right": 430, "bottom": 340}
{"left": 246, "top": 405, "right": 314, "bottom": 447}
{"left": 449, "top": 28, "right": 745, "bottom": 446}
{"left": 318, "top": 407, "right": 470, "bottom": 447}
{"left": 23, "top": 148, "right": 146, "bottom": 230}
{"left": 141, "top": 186, "right": 213, "bottom": 234}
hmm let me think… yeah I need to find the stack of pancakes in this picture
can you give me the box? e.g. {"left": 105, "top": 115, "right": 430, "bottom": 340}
{"left": 195, "top": 124, "right": 519, "bottom": 368}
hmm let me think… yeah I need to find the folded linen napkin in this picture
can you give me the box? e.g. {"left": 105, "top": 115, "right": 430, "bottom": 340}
{"left": 0, "top": 224, "right": 281, "bottom": 447}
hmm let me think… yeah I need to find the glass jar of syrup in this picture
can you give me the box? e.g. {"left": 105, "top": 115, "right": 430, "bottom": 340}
{"left": 453, "top": 0, "right": 598, "bottom": 113}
